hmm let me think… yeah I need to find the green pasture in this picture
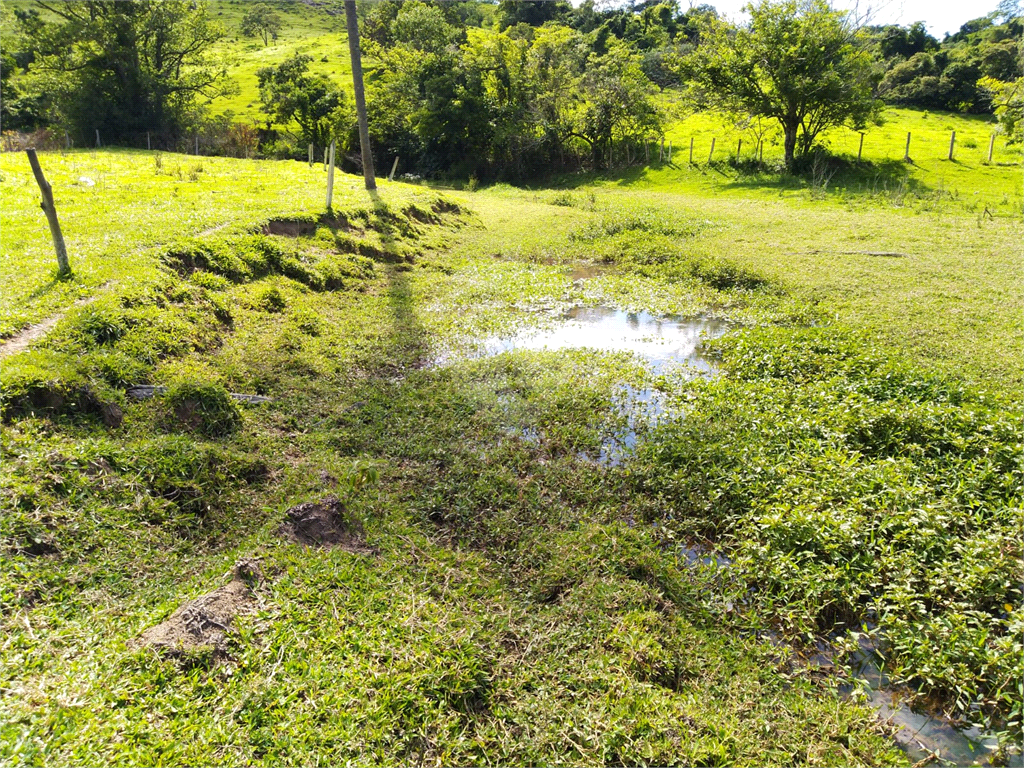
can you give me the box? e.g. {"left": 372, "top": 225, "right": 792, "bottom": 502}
{"left": 0, "top": 149, "right": 410, "bottom": 337}
{"left": 1, "top": 112, "right": 1021, "bottom": 764}
{"left": 654, "top": 104, "right": 1022, "bottom": 211}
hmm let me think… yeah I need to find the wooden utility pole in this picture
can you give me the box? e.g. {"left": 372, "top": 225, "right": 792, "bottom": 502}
{"left": 26, "top": 149, "right": 71, "bottom": 277}
{"left": 948, "top": 131, "right": 956, "bottom": 161}
{"left": 345, "top": 0, "right": 375, "bottom": 191}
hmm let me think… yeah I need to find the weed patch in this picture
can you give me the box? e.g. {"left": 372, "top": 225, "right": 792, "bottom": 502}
{"left": 632, "top": 325, "right": 1023, "bottom": 733}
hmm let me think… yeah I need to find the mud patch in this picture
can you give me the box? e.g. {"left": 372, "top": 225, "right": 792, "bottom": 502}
{"left": 278, "top": 496, "right": 374, "bottom": 552}
{"left": 262, "top": 218, "right": 318, "bottom": 237}
{"left": 139, "top": 562, "right": 259, "bottom": 658}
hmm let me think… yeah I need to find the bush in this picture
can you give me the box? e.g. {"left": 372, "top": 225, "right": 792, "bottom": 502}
{"left": 163, "top": 379, "right": 241, "bottom": 437}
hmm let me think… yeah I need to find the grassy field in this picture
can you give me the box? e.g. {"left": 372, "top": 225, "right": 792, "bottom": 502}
{"left": 204, "top": 0, "right": 355, "bottom": 121}
{"left": 1, "top": 117, "right": 1021, "bottom": 766}
{"left": 652, "top": 103, "right": 1022, "bottom": 212}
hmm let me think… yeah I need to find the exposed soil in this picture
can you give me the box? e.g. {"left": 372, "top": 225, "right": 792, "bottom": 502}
{"left": 0, "top": 294, "right": 101, "bottom": 358}
{"left": 278, "top": 496, "right": 375, "bottom": 552}
{"left": 262, "top": 218, "right": 318, "bottom": 237}
{"left": 139, "top": 563, "right": 259, "bottom": 657}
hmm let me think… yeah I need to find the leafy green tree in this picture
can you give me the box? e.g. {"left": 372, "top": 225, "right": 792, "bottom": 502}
{"left": 979, "top": 75, "right": 1023, "bottom": 142}
{"left": 16, "top": 1, "right": 227, "bottom": 143}
{"left": 257, "top": 54, "right": 346, "bottom": 153}
{"left": 240, "top": 3, "right": 283, "bottom": 47}
{"left": 877, "top": 22, "right": 939, "bottom": 60}
{"left": 688, "top": 0, "right": 881, "bottom": 168}
{"left": 496, "top": 0, "right": 570, "bottom": 31}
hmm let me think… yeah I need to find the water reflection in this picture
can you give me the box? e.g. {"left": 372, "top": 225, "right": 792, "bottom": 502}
{"left": 474, "top": 305, "right": 730, "bottom": 466}
{"left": 482, "top": 305, "right": 729, "bottom": 376}
{"left": 836, "top": 634, "right": 1006, "bottom": 766}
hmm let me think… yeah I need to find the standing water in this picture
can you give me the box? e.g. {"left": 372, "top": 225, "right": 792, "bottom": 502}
{"left": 472, "top": 304, "right": 729, "bottom": 465}
{"left": 480, "top": 305, "right": 729, "bottom": 376}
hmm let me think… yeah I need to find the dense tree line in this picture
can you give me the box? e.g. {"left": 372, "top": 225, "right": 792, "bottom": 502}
{"left": 1, "top": 1, "right": 231, "bottom": 147}
{"left": 870, "top": 8, "right": 1022, "bottom": 116}
{"left": 1, "top": 0, "right": 1019, "bottom": 177}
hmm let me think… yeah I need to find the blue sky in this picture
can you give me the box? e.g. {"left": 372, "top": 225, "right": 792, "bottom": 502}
{"left": 693, "top": 0, "right": 1002, "bottom": 38}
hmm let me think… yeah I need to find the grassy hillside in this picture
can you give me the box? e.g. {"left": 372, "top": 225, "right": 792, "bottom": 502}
{"left": 204, "top": 0, "right": 355, "bottom": 121}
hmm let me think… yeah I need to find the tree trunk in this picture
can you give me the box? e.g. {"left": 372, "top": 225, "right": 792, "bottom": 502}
{"left": 345, "top": 0, "right": 376, "bottom": 191}
{"left": 783, "top": 124, "right": 798, "bottom": 170}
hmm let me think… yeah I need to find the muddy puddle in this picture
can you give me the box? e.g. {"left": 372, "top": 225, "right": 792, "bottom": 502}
{"left": 479, "top": 305, "right": 729, "bottom": 376}
{"left": 470, "top": 305, "right": 730, "bottom": 465}
{"left": 833, "top": 634, "right": 1007, "bottom": 766}
{"left": 674, "top": 542, "right": 1007, "bottom": 765}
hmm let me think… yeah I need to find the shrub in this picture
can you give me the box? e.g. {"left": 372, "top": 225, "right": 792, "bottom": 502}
{"left": 163, "top": 380, "right": 241, "bottom": 437}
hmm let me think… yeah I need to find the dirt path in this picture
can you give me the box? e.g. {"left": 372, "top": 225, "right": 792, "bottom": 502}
{"left": 0, "top": 294, "right": 100, "bottom": 359}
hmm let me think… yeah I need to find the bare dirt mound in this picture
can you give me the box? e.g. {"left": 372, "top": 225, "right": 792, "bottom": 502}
{"left": 139, "top": 561, "right": 260, "bottom": 657}
{"left": 262, "top": 218, "right": 318, "bottom": 237}
{"left": 279, "top": 496, "right": 374, "bottom": 552}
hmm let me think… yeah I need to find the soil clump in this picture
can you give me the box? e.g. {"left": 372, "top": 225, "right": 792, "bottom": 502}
{"left": 278, "top": 496, "right": 374, "bottom": 552}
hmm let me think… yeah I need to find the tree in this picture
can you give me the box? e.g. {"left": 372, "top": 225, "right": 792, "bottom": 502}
{"left": 19, "top": 1, "right": 227, "bottom": 143}
{"left": 344, "top": 0, "right": 375, "bottom": 190}
{"left": 240, "top": 4, "right": 283, "bottom": 47}
{"left": 978, "top": 75, "right": 1024, "bottom": 142}
{"left": 688, "top": 0, "right": 881, "bottom": 168}
{"left": 257, "top": 54, "right": 346, "bottom": 154}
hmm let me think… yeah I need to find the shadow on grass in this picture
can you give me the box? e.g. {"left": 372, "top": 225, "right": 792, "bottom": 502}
{"left": 27, "top": 269, "right": 79, "bottom": 301}
{"left": 540, "top": 154, "right": 943, "bottom": 202}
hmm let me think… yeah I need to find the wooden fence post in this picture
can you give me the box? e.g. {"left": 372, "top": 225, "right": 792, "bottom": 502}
{"left": 95, "top": 129, "right": 101, "bottom": 148}
{"left": 689, "top": 137, "right": 694, "bottom": 164}
{"left": 904, "top": 132, "right": 911, "bottom": 162}
{"left": 326, "top": 140, "right": 336, "bottom": 209}
{"left": 195, "top": 134, "right": 199, "bottom": 155}
{"left": 660, "top": 137, "right": 664, "bottom": 162}
{"left": 948, "top": 130, "right": 955, "bottom": 161}
{"left": 645, "top": 141, "right": 649, "bottom": 164}
{"left": 857, "top": 132, "right": 864, "bottom": 161}
{"left": 389, "top": 156, "right": 399, "bottom": 181}
{"left": 988, "top": 133, "right": 996, "bottom": 163}
{"left": 65, "top": 131, "right": 70, "bottom": 150}
{"left": 668, "top": 140, "right": 672, "bottom": 162}
{"left": 708, "top": 137, "right": 716, "bottom": 163}
{"left": 309, "top": 143, "right": 313, "bottom": 167}
{"left": 26, "top": 149, "right": 71, "bottom": 277}
{"left": 736, "top": 138, "right": 742, "bottom": 161}
{"left": 147, "top": 132, "right": 151, "bottom": 151}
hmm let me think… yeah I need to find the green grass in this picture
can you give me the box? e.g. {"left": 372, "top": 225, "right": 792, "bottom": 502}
{"left": 204, "top": 0, "right": 355, "bottom": 121}
{"left": 0, "top": 149, "right": 431, "bottom": 337}
{"left": 1, "top": 133, "right": 1021, "bottom": 764}
{"left": 654, "top": 103, "right": 1023, "bottom": 211}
